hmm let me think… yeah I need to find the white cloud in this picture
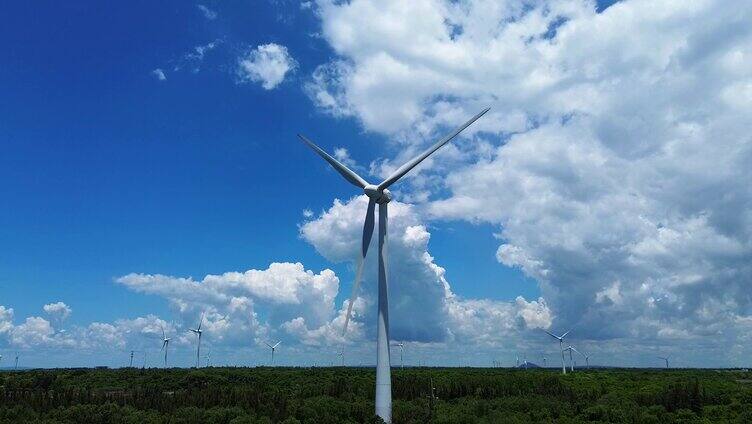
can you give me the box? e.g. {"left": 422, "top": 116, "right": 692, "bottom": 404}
{"left": 237, "top": 43, "right": 297, "bottom": 89}
{"left": 117, "top": 262, "right": 339, "bottom": 344}
{"left": 197, "top": 4, "right": 217, "bottom": 20}
{"left": 151, "top": 68, "right": 166, "bottom": 81}
{"left": 300, "top": 196, "right": 550, "bottom": 344}
{"left": 43, "top": 301, "right": 72, "bottom": 324}
{"left": 307, "top": 0, "right": 752, "bottom": 356}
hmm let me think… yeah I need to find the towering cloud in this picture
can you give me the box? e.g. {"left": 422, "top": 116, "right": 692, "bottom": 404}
{"left": 307, "top": 0, "right": 752, "bottom": 359}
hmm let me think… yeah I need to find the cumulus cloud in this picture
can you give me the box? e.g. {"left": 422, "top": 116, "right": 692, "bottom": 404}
{"left": 43, "top": 301, "right": 72, "bottom": 324}
{"left": 301, "top": 196, "right": 551, "bottom": 345}
{"left": 117, "top": 262, "right": 339, "bottom": 346}
{"left": 307, "top": 0, "right": 752, "bottom": 359}
{"left": 237, "top": 43, "right": 297, "bottom": 89}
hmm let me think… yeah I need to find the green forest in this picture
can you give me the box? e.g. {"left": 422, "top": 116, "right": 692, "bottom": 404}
{"left": 1, "top": 367, "right": 751, "bottom": 423}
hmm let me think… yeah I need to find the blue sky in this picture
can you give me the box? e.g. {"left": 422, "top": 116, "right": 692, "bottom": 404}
{"left": 0, "top": 0, "right": 532, "bottom": 364}
{"left": 1, "top": 0, "right": 750, "bottom": 368}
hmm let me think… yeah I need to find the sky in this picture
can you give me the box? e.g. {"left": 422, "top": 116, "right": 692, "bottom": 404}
{"left": 0, "top": 0, "right": 750, "bottom": 369}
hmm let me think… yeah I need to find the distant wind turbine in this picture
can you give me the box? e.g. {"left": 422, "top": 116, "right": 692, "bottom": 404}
{"left": 658, "top": 355, "right": 670, "bottom": 369}
{"left": 542, "top": 355, "right": 547, "bottom": 368}
{"left": 565, "top": 346, "right": 576, "bottom": 372}
{"left": 189, "top": 312, "right": 205, "bottom": 368}
{"left": 14, "top": 352, "right": 19, "bottom": 370}
{"left": 160, "top": 325, "right": 171, "bottom": 367}
{"left": 265, "top": 341, "right": 281, "bottom": 366}
{"left": 391, "top": 342, "right": 405, "bottom": 369}
{"left": 574, "top": 348, "right": 590, "bottom": 369}
{"left": 205, "top": 350, "right": 211, "bottom": 367}
{"left": 128, "top": 350, "right": 141, "bottom": 368}
{"left": 300, "top": 107, "right": 490, "bottom": 423}
{"left": 544, "top": 329, "right": 571, "bottom": 374}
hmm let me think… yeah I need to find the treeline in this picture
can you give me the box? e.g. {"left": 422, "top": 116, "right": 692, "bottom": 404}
{"left": 1, "top": 368, "right": 751, "bottom": 423}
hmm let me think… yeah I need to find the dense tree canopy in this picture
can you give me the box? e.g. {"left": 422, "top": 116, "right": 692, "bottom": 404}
{"left": 1, "top": 367, "right": 751, "bottom": 423}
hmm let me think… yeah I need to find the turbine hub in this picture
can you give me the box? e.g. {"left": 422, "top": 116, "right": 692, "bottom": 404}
{"left": 364, "top": 185, "right": 391, "bottom": 203}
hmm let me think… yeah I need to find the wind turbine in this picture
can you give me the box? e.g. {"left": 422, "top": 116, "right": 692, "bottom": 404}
{"left": 189, "top": 312, "right": 204, "bottom": 368}
{"left": 542, "top": 355, "right": 547, "bottom": 368}
{"left": 205, "top": 350, "right": 211, "bottom": 367}
{"left": 391, "top": 342, "right": 405, "bottom": 369}
{"left": 574, "top": 348, "right": 590, "bottom": 369}
{"left": 160, "top": 325, "right": 171, "bottom": 367}
{"left": 128, "top": 350, "right": 140, "bottom": 368}
{"left": 265, "top": 341, "right": 281, "bottom": 366}
{"left": 300, "top": 108, "right": 489, "bottom": 423}
{"left": 543, "top": 329, "right": 571, "bottom": 374}
{"left": 564, "top": 346, "right": 575, "bottom": 372}
{"left": 516, "top": 356, "right": 519, "bottom": 368}
{"left": 658, "top": 355, "right": 669, "bottom": 369}
{"left": 14, "top": 352, "right": 18, "bottom": 370}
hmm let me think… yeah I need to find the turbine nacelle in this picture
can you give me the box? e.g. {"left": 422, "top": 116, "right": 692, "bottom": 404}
{"left": 364, "top": 185, "right": 391, "bottom": 203}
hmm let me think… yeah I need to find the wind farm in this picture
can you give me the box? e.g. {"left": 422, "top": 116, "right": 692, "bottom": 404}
{"left": 2, "top": 0, "right": 751, "bottom": 423}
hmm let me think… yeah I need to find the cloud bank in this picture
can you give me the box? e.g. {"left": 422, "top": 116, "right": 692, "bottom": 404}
{"left": 305, "top": 0, "right": 752, "bottom": 358}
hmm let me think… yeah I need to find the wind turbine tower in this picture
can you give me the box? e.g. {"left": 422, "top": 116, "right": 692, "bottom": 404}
{"left": 392, "top": 342, "right": 405, "bottom": 369}
{"left": 300, "top": 108, "right": 489, "bottom": 422}
{"left": 160, "top": 326, "right": 171, "bottom": 367}
{"left": 265, "top": 341, "right": 281, "bottom": 366}
{"left": 658, "top": 356, "right": 670, "bottom": 369}
{"left": 544, "top": 330, "right": 571, "bottom": 374}
{"left": 189, "top": 312, "right": 205, "bottom": 368}
{"left": 14, "top": 352, "right": 18, "bottom": 370}
{"left": 565, "top": 346, "right": 575, "bottom": 372}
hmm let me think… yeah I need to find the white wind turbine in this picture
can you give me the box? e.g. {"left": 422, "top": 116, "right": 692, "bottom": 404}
{"left": 391, "top": 342, "right": 405, "bottom": 369}
{"left": 160, "top": 325, "right": 171, "bottom": 367}
{"left": 189, "top": 312, "right": 205, "bottom": 368}
{"left": 658, "top": 355, "right": 670, "bottom": 369}
{"left": 265, "top": 341, "right": 281, "bottom": 366}
{"left": 128, "top": 350, "right": 141, "bottom": 368}
{"left": 205, "top": 350, "right": 211, "bottom": 367}
{"left": 544, "top": 329, "right": 571, "bottom": 374}
{"left": 574, "top": 348, "right": 590, "bottom": 369}
{"left": 300, "top": 108, "right": 489, "bottom": 423}
{"left": 542, "top": 355, "right": 547, "bottom": 368}
{"left": 564, "top": 346, "right": 576, "bottom": 372}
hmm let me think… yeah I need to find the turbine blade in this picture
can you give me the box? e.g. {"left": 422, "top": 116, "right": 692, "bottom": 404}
{"left": 298, "top": 134, "right": 368, "bottom": 189}
{"left": 274, "top": 341, "right": 281, "bottom": 348}
{"left": 264, "top": 342, "right": 273, "bottom": 348}
{"left": 560, "top": 329, "right": 571, "bottom": 339}
{"left": 342, "top": 198, "right": 376, "bottom": 335}
{"left": 543, "top": 329, "right": 560, "bottom": 340}
{"left": 198, "top": 312, "right": 204, "bottom": 331}
{"left": 377, "top": 107, "right": 490, "bottom": 190}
